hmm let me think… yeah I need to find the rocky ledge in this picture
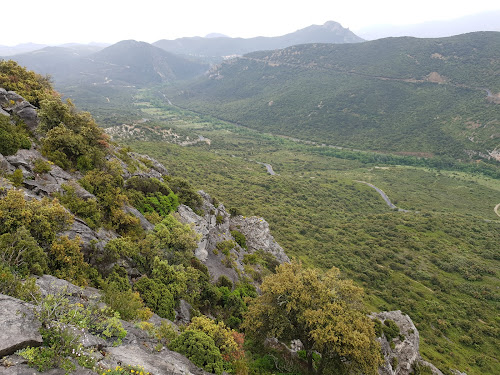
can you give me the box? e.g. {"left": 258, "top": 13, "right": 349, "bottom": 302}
{"left": 178, "top": 191, "right": 289, "bottom": 284}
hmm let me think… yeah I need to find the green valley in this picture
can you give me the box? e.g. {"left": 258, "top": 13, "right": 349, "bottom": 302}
{"left": 2, "top": 29, "right": 500, "bottom": 375}
{"left": 166, "top": 32, "right": 500, "bottom": 162}
{"left": 107, "top": 94, "right": 500, "bottom": 375}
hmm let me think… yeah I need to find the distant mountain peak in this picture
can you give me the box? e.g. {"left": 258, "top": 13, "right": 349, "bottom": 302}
{"left": 153, "top": 21, "right": 363, "bottom": 64}
{"left": 322, "top": 20, "right": 343, "bottom": 30}
{"left": 205, "top": 33, "right": 229, "bottom": 39}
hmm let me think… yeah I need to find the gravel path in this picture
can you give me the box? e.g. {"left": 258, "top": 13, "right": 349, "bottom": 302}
{"left": 256, "top": 162, "right": 277, "bottom": 175}
{"left": 355, "top": 180, "right": 410, "bottom": 212}
{"left": 494, "top": 203, "right": 500, "bottom": 218}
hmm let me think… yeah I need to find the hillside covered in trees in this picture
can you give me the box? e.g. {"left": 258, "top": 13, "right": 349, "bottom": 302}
{"left": 0, "top": 62, "right": 427, "bottom": 375}
{"left": 167, "top": 32, "right": 500, "bottom": 163}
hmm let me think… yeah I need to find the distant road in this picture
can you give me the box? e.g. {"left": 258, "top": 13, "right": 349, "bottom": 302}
{"left": 256, "top": 162, "right": 277, "bottom": 175}
{"left": 495, "top": 203, "right": 500, "bottom": 218}
{"left": 355, "top": 180, "right": 410, "bottom": 212}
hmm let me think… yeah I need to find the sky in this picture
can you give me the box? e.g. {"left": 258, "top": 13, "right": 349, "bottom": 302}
{"left": 2, "top": 0, "right": 500, "bottom": 46}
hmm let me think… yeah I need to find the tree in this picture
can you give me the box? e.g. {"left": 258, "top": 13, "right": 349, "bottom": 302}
{"left": 242, "top": 262, "right": 382, "bottom": 375}
{"left": 187, "top": 316, "right": 245, "bottom": 363}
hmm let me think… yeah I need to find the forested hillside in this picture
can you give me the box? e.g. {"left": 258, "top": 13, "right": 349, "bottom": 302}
{"left": 168, "top": 32, "right": 500, "bottom": 162}
{"left": 2, "top": 29, "right": 499, "bottom": 375}
{"left": 109, "top": 95, "right": 500, "bottom": 375}
{"left": 0, "top": 62, "right": 403, "bottom": 375}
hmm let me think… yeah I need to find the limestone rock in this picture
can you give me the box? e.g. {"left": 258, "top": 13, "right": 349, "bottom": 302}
{"left": 0, "top": 294, "right": 43, "bottom": 358}
{"left": 0, "top": 357, "right": 95, "bottom": 375}
{"left": 148, "top": 313, "right": 180, "bottom": 333}
{"left": 177, "top": 199, "right": 240, "bottom": 284}
{"left": 61, "top": 217, "right": 117, "bottom": 263}
{"left": 372, "top": 311, "right": 444, "bottom": 375}
{"left": 178, "top": 190, "right": 289, "bottom": 284}
{"left": 175, "top": 299, "right": 192, "bottom": 325}
{"left": 0, "top": 155, "right": 15, "bottom": 174}
{"left": 123, "top": 204, "right": 154, "bottom": 231}
{"left": 103, "top": 344, "right": 210, "bottom": 375}
{"left": 230, "top": 215, "right": 289, "bottom": 264}
{"left": 0, "top": 366, "right": 78, "bottom": 375}
{"left": 0, "top": 88, "right": 39, "bottom": 132}
{"left": 64, "top": 325, "right": 107, "bottom": 349}
{"left": 129, "top": 152, "right": 169, "bottom": 176}
{"left": 36, "top": 275, "right": 101, "bottom": 304}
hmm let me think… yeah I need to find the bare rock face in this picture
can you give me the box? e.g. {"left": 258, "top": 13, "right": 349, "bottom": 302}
{"left": 177, "top": 190, "right": 289, "bottom": 284}
{"left": 372, "top": 311, "right": 444, "bottom": 375}
{"left": 123, "top": 204, "right": 155, "bottom": 231}
{"left": 104, "top": 344, "right": 210, "bottom": 375}
{"left": 0, "top": 88, "right": 39, "bottom": 133}
{"left": 230, "top": 215, "right": 289, "bottom": 264}
{"left": 0, "top": 294, "right": 43, "bottom": 358}
{"left": 0, "top": 360, "right": 95, "bottom": 375}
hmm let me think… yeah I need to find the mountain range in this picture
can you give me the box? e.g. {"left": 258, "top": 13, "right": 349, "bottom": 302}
{"left": 166, "top": 31, "right": 500, "bottom": 162}
{"left": 3, "top": 41, "right": 209, "bottom": 87}
{"left": 153, "top": 21, "right": 363, "bottom": 63}
{"left": 2, "top": 21, "right": 362, "bottom": 87}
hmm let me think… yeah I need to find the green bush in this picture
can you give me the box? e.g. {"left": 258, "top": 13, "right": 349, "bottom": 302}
{"left": 0, "top": 60, "right": 54, "bottom": 106}
{"left": 0, "top": 263, "right": 40, "bottom": 301}
{"left": 163, "top": 176, "right": 202, "bottom": 210}
{"left": 125, "top": 177, "right": 179, "bottom": 217}
{"left": 39, "top": 98, "right": 108, "bottom": 171}
{"left": 0, "top": 115, "right": 31, "bottom": 155}
{"left": 54, "top": 184, "right": 101, "bottom": 230}
{"left": 383, "top": 319, "right": 401, "bottom": 341}
{"left": 33, "top": 159, "right": 52, "bottom": 174}
{"left": 102, "top": 283, "right": 146, "bottom": 322}
{"left": 0, "top": 226, "right": 48, "bottom": 276}
{"left": 134, "top": 276, "right": 175, "bottom": 320}
{"left": 9, "top": 168, "right": 24, "bottom": 187}
{"left": 169, "top": 330, "right": 224, "bottom": 374}
{"left": 100, "top": 365, "right": 152, "bottom": 375}
{"left": 230, "top": 230, "right": 247, "bottom": 249}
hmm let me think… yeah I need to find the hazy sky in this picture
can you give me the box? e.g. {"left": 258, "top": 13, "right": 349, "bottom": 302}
{"left": 2, "top": 0, "right": 500, "bottom": 45}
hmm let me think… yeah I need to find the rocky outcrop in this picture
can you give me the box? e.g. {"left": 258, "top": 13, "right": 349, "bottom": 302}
{"left": 372, "top": 311, "right": 444, "bottom": 375}
{"left": 35, "top": 275, "right": 101, "bottom": 303}
{"left": 103, "top": 344, "right": 210, "bottom": 375}
{"left": 0, "top": 357, "right": 95, "bottom": 375}
{"left": 230, "top": 215, "right": 289, "bottom": 264}
{"left": 0, "top": 295, "right": 43, "bottom": 358}
{"left": 177, "top": 190, "right": 289, "bottom": 284}
{"left": 0, "top": 275, "right": 212, "bottom": 375}
{"left": 0, "top": 88, "right": 39, "bottom": 132}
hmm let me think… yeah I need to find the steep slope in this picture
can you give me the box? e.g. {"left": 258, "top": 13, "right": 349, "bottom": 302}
{"left": 2, "top": 46, "right": 101, "bottom": 84}
{"left": 4, "top": 40, "right": 209, "bottom": 87}
{"left": 168, "top": 32, "right": 500, "bottom": 161}
{"left": 153, "top": 21, "right": 363, "bottom": 63}
{"left": 88, "top": 40, "right": 208, "bottom": 85}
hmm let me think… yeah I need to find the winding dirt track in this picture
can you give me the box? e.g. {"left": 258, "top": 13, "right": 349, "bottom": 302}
{"left": 494, "top": 203, "right": 500, "bottom": 218}
{"left": 355, "top": 180, "right": 410, "bottom": 212}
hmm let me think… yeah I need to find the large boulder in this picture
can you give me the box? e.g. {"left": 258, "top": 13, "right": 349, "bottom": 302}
{"left": 372, "top": 311, "right": 444, "bottom": 375}
{"left": 0, "top": 88, "right": 39, "bottom": 132}
{"left": 103, "top": 344, "right": 210, "bottom": 375}
{"left": 229, "top": 215, "right": 289, "bottom": 264}
{"left": 177, "top": 190, "right": 289, "bottom": 284}
{"left": 0, "top": 360, "right": 95, "bottom": 375}
{"left": 35, "top": 275, "right": 101, "bottom": 305}
{"left": 0, "top": 294, "right": 43, "bottom": 358}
